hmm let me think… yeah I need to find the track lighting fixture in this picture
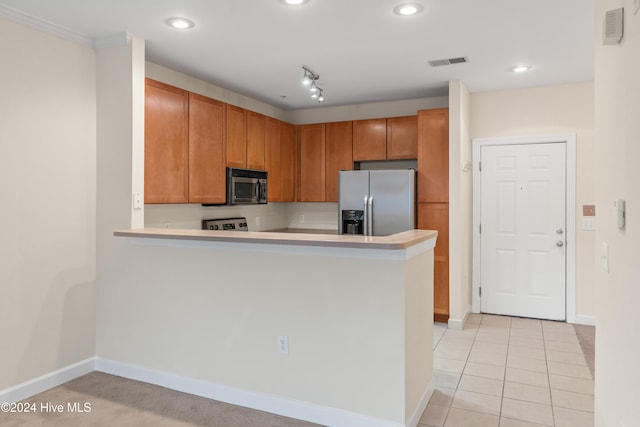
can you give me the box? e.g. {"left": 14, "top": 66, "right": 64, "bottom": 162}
{"left": 301, "top": 66, "right": 325, "bottom": 103}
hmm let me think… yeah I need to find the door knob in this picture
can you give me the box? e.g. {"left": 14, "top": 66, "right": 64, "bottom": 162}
{"left": 556, "top": 241, "right": 564, "bottom": 247}
{"left": 556, "top": 228, "right": 564, "bottom": 235}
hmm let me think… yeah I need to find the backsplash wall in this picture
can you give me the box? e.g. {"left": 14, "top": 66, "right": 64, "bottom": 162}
{"left": 144, "top": 202, "right": 339, "bottom": 232}
{"left": 145, "top": 203, "right": 288, "bottom": 231}
{"left": 285, "top": 203, "right": 338, "bottom": 230}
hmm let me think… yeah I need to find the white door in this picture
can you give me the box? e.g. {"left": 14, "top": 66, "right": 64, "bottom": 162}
{"left": 480, "top": 143, "right": 566, "bottom": 320}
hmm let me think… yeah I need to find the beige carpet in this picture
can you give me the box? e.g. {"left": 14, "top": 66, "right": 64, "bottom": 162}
{"left": 4, "top": 372, "right": 325, "bottom": 427}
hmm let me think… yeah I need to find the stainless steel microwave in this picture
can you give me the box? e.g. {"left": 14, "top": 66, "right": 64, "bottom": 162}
{"left": 226, "top": 167, "right": 268, "bottom": 205}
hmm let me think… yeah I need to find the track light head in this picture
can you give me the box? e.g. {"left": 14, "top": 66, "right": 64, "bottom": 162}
{"left": 300, "top": 65, "right": 326, "bottom": 103}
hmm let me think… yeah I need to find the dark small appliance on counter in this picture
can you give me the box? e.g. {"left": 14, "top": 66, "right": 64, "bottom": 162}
{"left": 202, "top": 217, "right": 249, "bottom": 232}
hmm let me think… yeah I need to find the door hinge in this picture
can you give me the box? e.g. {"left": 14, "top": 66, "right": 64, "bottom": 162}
{"left": 479, "top": 223, "right": 481, "bottom": 234}
{"left": 479, "top": 161, "right": 482, "bottom": 172}
{"left": 479, "top": 286, "right": 482, "bottom": 297}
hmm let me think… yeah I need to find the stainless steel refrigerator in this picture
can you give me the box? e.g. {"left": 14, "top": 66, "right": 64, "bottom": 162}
{"left": 338, "top": 169, "right": 416, "bottom": 236}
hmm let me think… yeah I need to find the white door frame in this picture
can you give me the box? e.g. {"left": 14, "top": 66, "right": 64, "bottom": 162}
{"left": 472, "top": 134, "right": 577, "bottom": 323}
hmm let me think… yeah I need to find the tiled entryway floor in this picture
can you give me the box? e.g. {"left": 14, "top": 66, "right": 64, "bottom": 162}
{"left": 420, "top": 314, "right": 594, "bottom": 427}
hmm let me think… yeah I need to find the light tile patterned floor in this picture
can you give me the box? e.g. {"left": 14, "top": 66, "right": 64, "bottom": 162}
{"left": 420, "top": 314, "right": 594, "bottom": 427}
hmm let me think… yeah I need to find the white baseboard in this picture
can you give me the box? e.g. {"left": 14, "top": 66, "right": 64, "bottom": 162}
{"left": 95, "top": 357, "right": 412, "bottom": 427}
{"left": 447, "top": 305, "right": 472, "bottom": 330}
{"left": 406, "top": 380, "right": 435, "bottom": 427}
{"left": 573, "top": 314, "right": 596, "bottom": 326}
{"left": 0, "top": 358, "right": 95, "bottom": 404}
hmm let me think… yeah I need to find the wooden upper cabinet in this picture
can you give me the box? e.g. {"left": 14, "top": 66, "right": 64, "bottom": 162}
{"left": 144, "top": 79, "right": 189, "bottom": 204}
{"left": 188, "top": 93, "right": 226, "bottom": 204}
{"left": 353, "top": 118, "right": 387, "bottom": 161}
{"left": 225, "top": 104, "right": 246, "bottom": 168}
{"left": 298, "top": 123, "right": 326, "bottom": 202}
{"left": 246, "top": 111, "right": 265, "bottom": 170}
{"left": 387, "top": 116, "right": 418, "bottom": 160}
{"left": 418, "top": 108, "right": 449, "bottom": 203}
{"left": 325, "top": 121, "right": 353, "bottom": 202}
{"left": 264, "top": 117, "right": 281, "bottom": 202}
{"left": 279, "top": 122, "right": 296, "bottom": 202}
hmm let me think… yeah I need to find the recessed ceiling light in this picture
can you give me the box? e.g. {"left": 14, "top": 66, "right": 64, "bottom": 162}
{"left": 166, "top": 18, "right": 195, "bottom": 30}
{"left": 393, "top": 2, "right": 424, "bottom": 16}
{"left": 281, "top": 0, "right": 310, "bottom": 5}
{"left": 512, "top": 65, "right": 532, "bottom": 73}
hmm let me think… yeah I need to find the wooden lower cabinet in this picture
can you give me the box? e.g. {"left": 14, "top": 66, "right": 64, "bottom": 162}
{"left": 418, "top": 202, "right": 449, "bottom": 322}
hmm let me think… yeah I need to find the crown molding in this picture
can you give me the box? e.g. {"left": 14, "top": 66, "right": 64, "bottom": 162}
{"left": 0, "top": 3, "right": 93, "bottom": 46}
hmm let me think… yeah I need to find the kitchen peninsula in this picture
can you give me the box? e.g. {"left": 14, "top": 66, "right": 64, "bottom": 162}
{"left": 110, "top": 228, "right": 436, "bottom": 427}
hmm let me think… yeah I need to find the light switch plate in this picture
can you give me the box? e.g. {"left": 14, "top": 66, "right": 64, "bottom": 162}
{"left": 133, "top": 192, "right": 142, "bottom": 210}
{"left": 582, "top": 217, "right": 596, "bottom": 231}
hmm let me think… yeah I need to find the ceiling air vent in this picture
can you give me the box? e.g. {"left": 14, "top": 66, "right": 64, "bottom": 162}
{"left": 428, "top": 57, "right": 469, "bottom": 67}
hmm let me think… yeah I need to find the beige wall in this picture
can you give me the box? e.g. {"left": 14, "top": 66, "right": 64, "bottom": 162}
{"left": 286, "top": 96, "right": 449, "bottom": 125}
{"left": 0, "top": 17, "right": 97, "bottom": 389}
{"left": 469, "top": 82, "right": 596, "bottom": 320}
{"left": 448, "top": 81, "right": 473, "bottom": 326}
{"left": 593, "top": 0, "right": 640, "bottom": 425}
{"left": 146, "top": 62, "right": 287, "bottom": 122}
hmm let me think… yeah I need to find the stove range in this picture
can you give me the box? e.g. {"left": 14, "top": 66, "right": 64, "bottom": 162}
{"left": 202, "top": 217, "right": 248, "bottom": 232}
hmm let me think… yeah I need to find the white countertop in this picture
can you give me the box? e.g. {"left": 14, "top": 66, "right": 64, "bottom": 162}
{"left": 114, "top": 228, "right": 437, "bottom": 250}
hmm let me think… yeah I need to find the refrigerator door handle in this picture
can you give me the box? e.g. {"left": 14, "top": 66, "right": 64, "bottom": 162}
{"left": 367, "top": 196, "right": 374, "bottom": 236}
{"left": 363, "top": 195, "right": 369, "bottom": 236}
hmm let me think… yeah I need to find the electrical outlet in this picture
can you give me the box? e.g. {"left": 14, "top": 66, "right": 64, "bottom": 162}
{"left": 299, "top": 215, "right": 305, "bottom": 223}
{"left": 133, "top": 192, "right": 142, "bottom": 210}
{"left": 277, "top": 336, "right": 289, "bottom": 354}
{"left": 255, "top": 216, "right": 261, "bottom": 226}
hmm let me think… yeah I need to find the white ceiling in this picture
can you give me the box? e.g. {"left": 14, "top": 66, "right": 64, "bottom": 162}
{"left": 0, "top": 0, "right": 594, "bottom": 110}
